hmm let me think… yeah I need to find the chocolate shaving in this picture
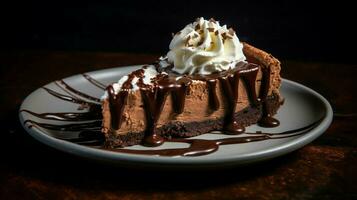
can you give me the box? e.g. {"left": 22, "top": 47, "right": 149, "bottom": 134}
{"left": 221, "top": 32, "right": 227, "bottom": 40}
{"left": 221, "top": 32, "right": 233, "bottom": 40}
{"left": 207, "top": 27, "right": 215, "bottom": 32}
{"left": 185, "top": 35, "right": 191, "bottom": 46}
{"left": 197, "top": 37, "right": 204, "bottom": 46}
{"left": 221, "top": 33, "right": 227, "bottom": 44}
{"left": 197, "top": 41, "right": 204, "bottom": 46}
{"left": 215, "top": 30, "right": 219, "bottom": 35}
{"left": 195, "top": 23, "right": 201, "bottom": 31}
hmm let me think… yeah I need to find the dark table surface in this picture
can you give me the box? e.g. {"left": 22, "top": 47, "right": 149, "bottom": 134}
{"left": 0, "top": 51, "right": 356, "bottom": 200}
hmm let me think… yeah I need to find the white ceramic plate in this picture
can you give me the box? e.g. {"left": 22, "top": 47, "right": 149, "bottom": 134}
{"left": 19, "top": 65, "right": 333, "bottom": 168}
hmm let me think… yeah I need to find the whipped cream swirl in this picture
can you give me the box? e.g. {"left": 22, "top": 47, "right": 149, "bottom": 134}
{"left": 166, "top": 17, "right": 246, "bottom": 75}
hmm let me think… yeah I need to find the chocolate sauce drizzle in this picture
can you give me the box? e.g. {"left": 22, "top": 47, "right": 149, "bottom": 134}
{"left": 105, "top": 118, "right": 320, "bottom": 157}
{"left": 107, "top": 86, "right": 128, "bottom": 130}
{"left": 82, "top": 73, "right": 107, "bottom": 90}
{"left": 258, "top": 67, "right": 280, "bottom": 127}
{"left": 22, "top": 67, "right": 291, "bottom": 157}
{"left": 25, "top": 117, "right": 321, "bottom": 157}
{"left": 58, "top": 80, "right": 101, "bottom": 103}
{"left": 41, "top": 87, "right": 99, "bottom": 107}
{"left": 20, "top": 109, "right": 101, "bottom": 121}
{"left": 207, "top": 80, "right": 220, "bottom": 111}
{"left": 24, "top": 120, "right": 101, "bottom": 131}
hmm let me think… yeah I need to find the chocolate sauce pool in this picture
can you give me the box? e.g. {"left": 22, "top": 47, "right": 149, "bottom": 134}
{"left": 20, "top": 67, "right": 316, "bottom": 157}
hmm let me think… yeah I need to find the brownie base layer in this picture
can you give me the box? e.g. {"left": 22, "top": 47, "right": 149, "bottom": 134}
{"left": 105, "top": 94, "right": 283, "bottom": 148}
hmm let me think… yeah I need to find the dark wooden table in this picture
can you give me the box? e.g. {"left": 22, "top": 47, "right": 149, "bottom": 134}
{"left": 1, "top": 51, "right": 356, "bottom": 200}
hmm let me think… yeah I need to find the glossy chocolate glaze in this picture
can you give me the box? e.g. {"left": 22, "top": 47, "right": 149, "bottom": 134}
{"left": 171, "top": 78, "right": 191, "bottom": 114}
{"left": 140, "top": 88, "right": 167, "bottom": 146}
{"left": 107, "top": 86, "right": 128, "bottom": 130}
{"left": 258, "top": 67, "right": 280, "bottom": 127}
{"left": 22, "top": 67, "right": 288, "bottom": 157}
{"left": 206, "top": 79, "right": 220, "bottom": 111}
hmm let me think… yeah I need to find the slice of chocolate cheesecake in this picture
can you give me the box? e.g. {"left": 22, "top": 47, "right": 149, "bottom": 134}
{"left": 101, "top": 18, "right": 283, "bottom": 147}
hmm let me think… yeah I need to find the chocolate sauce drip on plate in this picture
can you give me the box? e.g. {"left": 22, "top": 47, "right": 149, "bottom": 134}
{"left": 42, "top": 87, "right": 99, "bottom": 107}
{"left": 114, "top": 118, "right": 319, "bottom": 157}
{"left": 73, "top": 119, "right": 321, "bottom": 157}
{"left": 108, "top": 138, "right": 219, "bottom": 157}
{"left": 20, "top": 109, "right": 101, "bottom": 121}
{"left": 25, "top": 120, "right": 101, "bottom": 131}
{"left": 25, "top": 109, "right": 321, "bottom": 157}
{"left": 58, "top": 80, "right": 101, "bottom": 103}
{"left": 82, "top": 74, "right": 106, "bottom": 90}
{"left": 24, "top": 76, "right": 104, "bottom": 133}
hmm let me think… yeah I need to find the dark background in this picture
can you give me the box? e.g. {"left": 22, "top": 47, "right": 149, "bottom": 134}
{"left": 1, "top": 2, "right": 357, "bottom": 199}
{"left": 1, "top": 1, "right": 356, "bottom": 63}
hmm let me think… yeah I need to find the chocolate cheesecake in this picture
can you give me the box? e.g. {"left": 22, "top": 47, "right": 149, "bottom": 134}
{"left": 101, "top": 18, "right": 283, "bottom": 147}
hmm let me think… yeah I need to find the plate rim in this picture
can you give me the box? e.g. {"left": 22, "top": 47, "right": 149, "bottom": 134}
{"left": 18, "top": 66, "right": 333, "bottom": 167}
